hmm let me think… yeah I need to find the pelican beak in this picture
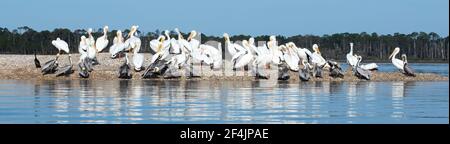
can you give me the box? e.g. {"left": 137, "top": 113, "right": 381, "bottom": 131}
{"left": 317, "top": 47, "right": 321, "bottom": 54}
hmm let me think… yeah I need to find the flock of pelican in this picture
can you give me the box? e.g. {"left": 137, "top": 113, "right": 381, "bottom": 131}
{"left": 34, "top": 25, "right": 416, "bottom": 81}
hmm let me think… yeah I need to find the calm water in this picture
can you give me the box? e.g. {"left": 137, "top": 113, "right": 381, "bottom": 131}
{"left": 0, "top": 63, "right": 448, "bottom": 124}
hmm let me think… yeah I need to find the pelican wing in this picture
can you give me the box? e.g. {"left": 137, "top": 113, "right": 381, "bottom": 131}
{"left": 346, "top": 54, "right": 358, "bottom": 67}
{"left": 53, "top": 40, "right": 70, "bottom": 53}
{"left": 226, "top": 41, "right": 237, "bottom": 56}
{"left": 284, "top": 52, "right": 299, "bottom": 71}
{"left": 170, "top": 38, "right": 181, "bottom": 54}
{"left": 392, "top": 58, "right": 404, "bottom": 71}
{"left": 360, "top": 63, "right": 378, "bottom": 70}
{"left": 233, "top": 43, "right": 246, "bottom": 52}
{"left": 149, "top": 39, "right": 160, "bottom": 53}
{"left": 190, "top": 39, "right": 200, "bottom": 49}
{"left": 234, "top": 53, "right": 253, "bottom": 69}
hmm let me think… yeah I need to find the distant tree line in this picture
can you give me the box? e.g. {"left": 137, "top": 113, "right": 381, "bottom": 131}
{"left": 0, "top": 26, "right": 448, "bottom": 61}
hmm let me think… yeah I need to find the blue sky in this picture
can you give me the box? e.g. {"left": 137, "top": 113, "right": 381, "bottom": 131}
{"left": 1, "top": 0, "right": 448, "bottom": 36}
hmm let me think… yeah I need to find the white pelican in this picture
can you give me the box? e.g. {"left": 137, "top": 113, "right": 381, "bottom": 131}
{"left": 149, "top": 35, "right": 170, "bottom": 54}
{"left": 109, "top": 30, "right": 127, "bottom": 58}
{"left": 175, "top": 28, "right": 193, "bottom": 53}
{"left": 149, "top": 35, "right": 171, "bottom": 64}
{"left": 87, "top": 42, "right": 97, "bottom": 63}
{"left": 223, "top": 33, "right": 240, "bottom": 57}
{"left": 95, "top": 26, "right": 109, "bottom": 52}
{"left": 389, "top": 47, "right": 404, "bottom": 71}
{"left": 165, "top": 28, "right": 189, "bottom": 69}
{"left": 310, "top": 44, "right": 328, "bottom": 67}
{"left": 78, "top": 36, "right": 88, "bottom": 56}
{"left": 199, "top": 44, "right": 222, "bottom": 69}
{"left": 232, "top": 40, "right": 253, "bottom": 69}
{"left": 267, "top": 36, "right": 284, "bottom": 65}
{"left": 187, "top": 30, "right": 213, "bottom": 65}
{"left": 85, "top": 28, "right": 98, "bottom": 64}
{"left": 286, "top": 42, "right": 311, "bottom": 62}
{"left": 52, "top": 38, "right": 69, "bottom": 54}
{"left": 124, "top": 25, "right": 142, "bottom": 54}
{"left": 280, "top": 45, "right": 299, "bottom": 71}
{"left": 355, "top": 55, "right": 378, "bottom": 71}
{"left": 86, "top": 28, "right": 95, "bottom": 47}
{"left": 347, "top": 43, "right": 358, "bottom": 68}
{"left": 248, "top": 37, "right": 272, "bottom": 70}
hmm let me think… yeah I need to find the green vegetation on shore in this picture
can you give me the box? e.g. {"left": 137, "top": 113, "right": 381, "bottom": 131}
{"left": 0, "top": 26, "right": 448, "bottom": 62}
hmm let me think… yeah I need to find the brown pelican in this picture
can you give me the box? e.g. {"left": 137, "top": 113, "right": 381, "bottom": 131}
{"left": 277, "top": 61, "right": 290, "bottom": 81}
{"left": 41, "top": 54, "right": 59, "bottom": 75}
{"left": 402, "top": 54, "right": 416, "bottom": 77}
{"left": 78, "top": 53, "right": 90, "bottom": 78}
{"left": 299, "top": 60, "right": 312, "bottom": 81}
{"left": 118, "top": 53, "right": 132, "bottom": 79}
{"left": 354, "top": 56, "right": 371, "bottom": 80}
{"left": 142, "top": 59, "right": 169, "bottom": 78}
{"left": 78, "top": 61, "right": 90, "bottom": 78}
{"left": 34, "top": 52, "right": 41, "bottom": 68}
{"left": 55, "top": 54, "right": 74, "bottom": 77}
{"left": 327, "top": 60, "right": 344, "bottom": 78}
{"left": 313, "top": 63, "right": 323, "bottom": 78}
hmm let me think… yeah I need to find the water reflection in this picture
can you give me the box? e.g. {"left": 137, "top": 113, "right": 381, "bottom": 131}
{"left": 0, "top": 79, "right": 447, "bottom": 124}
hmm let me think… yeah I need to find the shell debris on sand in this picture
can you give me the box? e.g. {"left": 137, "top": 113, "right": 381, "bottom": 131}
{"left": 0, "top": 53, "right": 448, "bottom": 81}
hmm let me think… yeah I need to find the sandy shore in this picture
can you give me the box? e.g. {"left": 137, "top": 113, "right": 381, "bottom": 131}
{"left": 0, "top": 53, "right": 448, "bottom": 81}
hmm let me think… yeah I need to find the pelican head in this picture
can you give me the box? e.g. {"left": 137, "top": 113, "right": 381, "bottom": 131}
{"left": 302, "top": 59, "right": 312, "bottom": 69}
{"left": 223, "top": 33, "right": 230, "bottom": 41}
{"left": 313, "top": 44, "right": 321, "bottom": 54}
{"left": 242, "top": 40, "right": 249, "bottom": 48}
{"left": 87, "top": 28, "right": 93, "bottom": 34}
{"left": 104, "top": 26, "right": 109, "bottom": 31}
{"left": 389, "top": 47, "right": 401, "bottom": 59}
{"left": 350, "top": 42, "right": 354, "bottom": 47}
{"left": 249, "top": 37, "right": 255, "bottom": 45}
{"left": 80, "top": 36, "right": 86, "bottom": 43}
{"left": 269, "top": 36, "right": 276, "bottom": 41}
{"left": 279, "top": 44, "right": 287, "bottom": 51}
{"left": 56, "top": 37, "right": 61, "bottom": 41}
{"left": 159, "top": 36, "right": 166, "bottom": 42}
{"left": 401, "top": 54, "right": 408, "bottom": 63}
{"left": 187, "top": 30, "right": 197, "bottom": 41}
{"left": 287, "top": 42, "right": 296, "bottom": 48}
{"left": 128, "top": 25, "right": 138, "bottom": 37}
{"left": 164, "top": 30, "right": 170, "bottom": 37}
{"left": 116, "top": 30, "right": 122, "bottom": 36}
